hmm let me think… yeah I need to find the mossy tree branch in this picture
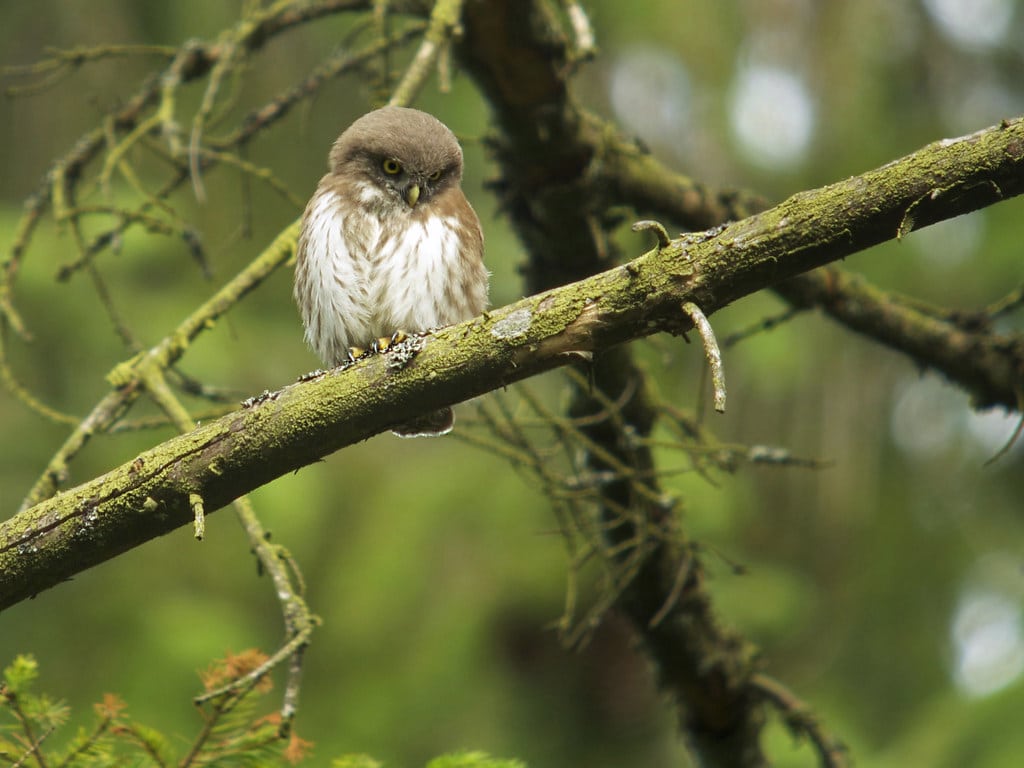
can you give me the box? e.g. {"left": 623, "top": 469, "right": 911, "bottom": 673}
{"left": 591, "top": 114, "right": 1024, "bottom": 411}
{"left": 2, "top": 114, "right": 1023, "bottom": 612}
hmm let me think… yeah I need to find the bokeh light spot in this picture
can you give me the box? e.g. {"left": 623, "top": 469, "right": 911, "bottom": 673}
{"left": 908, "top": 212, "right": 984, "bottom": 269}
{"left": 609, "top": 47, "right": 692, "bottom": 159}
{"left": 952, "top": 589, "right": 1024, "bottom": 698}
{"left": 890, "top": 376, "right": 963, "bottom": 459}
{"left": 923, "top": 0, "right": 1015, "bottom": 50}
{"left": 729, "top": 65, "right": 814, "bottom": 171}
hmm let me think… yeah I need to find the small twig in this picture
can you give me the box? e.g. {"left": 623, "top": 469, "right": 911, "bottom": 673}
{"left": 682, "top": 302, "right": 726, "bottom": 413}
{"left": 280, "top": 644, "right": 307, "bottom": 725}
{"left": 189, "top": 493, "right": 206, "bottom": 540}
{"left": 192, "top": 146, "right": 306, "bottom": 209}
{"left": 750, "top": 673, "right": 849, "bottom": 768}
{"left": 722, "top": 306, "right": 805, "bottom": 348}
{"left": 137, "top": 345, "right": 316, "bottom": 720}
{"left": 388, "top": 0, "right": 465, "bottom": 108}
{"left": 0, "top": 329, "right": 80, "bottom": 426}
{"left": 195, "top": 496, "right": 317, "bottom": 725}
{"left": 631, "top": 219, "right": 671, "bottom": 249}
{"left": 9, "top": 724, "right": 56, "bottom": 768}
{"left": 562, "top": 367, "right": 638, "bottom": 427}
{"left": 647, "top": 548, "right": 692, "bottom": 628}
{"left": 4, "top": 45, "right": 177, "bottom": 99}
{"left": 193, "top": 627, "right": 309, "bottom": 708}
{"left": 986, "top": 283, "right": 1024, "bottom": 319}
{"left": 983, "top": 389, "right": 1024, "bottom": 466}
{"left": 746, "top": 444, "right": 833, "bottom": 469}
{"left": 189, "top": 38, "right": 239, "bottom": 203}
{"left": 562, "top": 0, "right": 597, "bottom": 62}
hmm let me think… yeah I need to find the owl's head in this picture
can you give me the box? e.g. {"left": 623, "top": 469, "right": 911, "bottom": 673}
{"left": 328, "top": 106, "right": 465, "bottom": 210}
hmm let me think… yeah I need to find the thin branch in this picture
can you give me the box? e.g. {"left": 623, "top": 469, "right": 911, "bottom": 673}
{"left": 682, "top": 301, "right": 726, "bottom": 413}
{"left": 388, "top": 0, "right": 465, "bottom": 107}
{"left": 750, "top": 673, "right": 849, "bottom": 768}
{"left": 2, "top": 0, "right": 378, "bottom": 325}
{"left": 986, "top": 284, "right": 1024, "bottom": 319}
{"left": 722, "top": 306, "right": 805, "bottom": 348}
{"left": 983, "top": 390, "right": 1024, "bottom": 466}
{"left": 0, "top": 329, "right": 80, "bottom": 426}
{"left": 562, "top": 0, "right": 597, "bottom": 62}
{"left": 3, "top": 44, "right": 178, "bottom": 96}
{"left": 16, "top": 221, "right": 298, "bottom": 512}
{"left": 772, "top": 265, "right": 1024, "bottom": 410}
{"left": 189, "top": 493, "right": 206, "bottom": 540}
{"left": 195, "top": 498, "right": 317, "bottom": 725}
{"left": 134, "top": 308, "right": 315, "bottom": 721}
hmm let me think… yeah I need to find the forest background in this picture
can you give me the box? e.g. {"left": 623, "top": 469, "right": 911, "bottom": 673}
{"left": 1, "top": 1, "right": 1023, "bottom": 766}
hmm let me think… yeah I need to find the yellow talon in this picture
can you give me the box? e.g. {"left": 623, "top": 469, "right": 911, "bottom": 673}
{"left": 378, "top": 330, "right": 408, "bottom": 352}
{"left": 348, "top": 346, "right": 366, "bottom": 361}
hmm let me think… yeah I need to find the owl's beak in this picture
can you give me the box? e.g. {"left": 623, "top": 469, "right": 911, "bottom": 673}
{"left": 404, "top": 183, "right": 421, "bottom": 208}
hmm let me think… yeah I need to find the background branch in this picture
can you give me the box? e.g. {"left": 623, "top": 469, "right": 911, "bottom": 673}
{"left": 457, "top": 1, "right": 1023, "bottom": 762}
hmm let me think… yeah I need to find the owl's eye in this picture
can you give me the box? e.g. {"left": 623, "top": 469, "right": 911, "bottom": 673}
{"left": 427, "top": 169, "right": 442, "bottom": 181}
{"left": 382, "top": 158, "right": 402, "bottom": 175}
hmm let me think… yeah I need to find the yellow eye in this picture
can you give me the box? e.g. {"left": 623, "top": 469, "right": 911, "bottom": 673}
{"left": 428, "top": 169, "right": 442, "bottom": 181}
{"left": 382, "top": 158, "right": 402, "bottom": 175}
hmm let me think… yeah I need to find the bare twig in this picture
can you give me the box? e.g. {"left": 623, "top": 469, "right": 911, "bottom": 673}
{"left": 193, "top": 497, "right": 317, "bottom": 725}
{"left": 631, "top": 219, "right": 671, "bottom": 249}
{"left": 189, "top": 493, "right": 206, "bottom": 540}
{"left": 682, "top": 302, "right": 726, "bottom": 413}
{"left": 983, "top": 390, "right": 1024, "bottom": 466}
{"left": 562, "top": 0, "right": 596, "bottom": 62}
{"left": 388, "top": 0, "right": 465, "bottom": 107}
{"left": 750, "top": 673, "right": 849, "bottom": 768}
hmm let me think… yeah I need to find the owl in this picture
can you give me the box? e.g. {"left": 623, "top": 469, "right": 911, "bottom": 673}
{"left": 294, "top": 107, "right": 488, "bottom": 437}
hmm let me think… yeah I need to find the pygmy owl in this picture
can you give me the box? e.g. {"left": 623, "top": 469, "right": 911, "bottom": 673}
{"left": 294, "top": 107, "right": 488, "bottom": 437}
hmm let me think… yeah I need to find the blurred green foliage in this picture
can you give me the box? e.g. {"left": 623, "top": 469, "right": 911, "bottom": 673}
{"left": 1, "top": 654, "right": 520, "bottom": 766}
{"left": 1, "top": 652, "right": 305, "bottom": 765}
{"left": 1, "top": 1, "right": 1023, "bottom": 766}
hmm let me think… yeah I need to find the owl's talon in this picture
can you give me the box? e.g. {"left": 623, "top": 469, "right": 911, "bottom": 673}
{"left": 377, "top": 330, "right": 409, "bottom": 352}
{"left": 348, "top": 346, "right": 366, "bottom": 361}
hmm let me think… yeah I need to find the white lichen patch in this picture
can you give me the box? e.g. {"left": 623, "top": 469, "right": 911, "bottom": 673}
{"left": 490, "top": 308, "right": 533, "bottom": 340}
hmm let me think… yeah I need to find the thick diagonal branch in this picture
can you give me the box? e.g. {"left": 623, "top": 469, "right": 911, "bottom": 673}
{"left": 2, "top": 115, "right": 1022, "bottom": 614}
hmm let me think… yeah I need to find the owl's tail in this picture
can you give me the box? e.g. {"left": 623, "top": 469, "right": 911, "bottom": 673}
{"left": 391, "top": 407, "right": 455, "bottom": 438}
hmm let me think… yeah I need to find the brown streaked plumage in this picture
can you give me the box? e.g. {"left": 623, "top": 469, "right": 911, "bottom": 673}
{"left": 294, "top": 107, "right": 488, "bottom": 437}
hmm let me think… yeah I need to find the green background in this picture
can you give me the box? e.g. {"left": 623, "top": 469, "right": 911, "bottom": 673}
{"left": 1, "top": 1, "right": 1023, "bottom": 765}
